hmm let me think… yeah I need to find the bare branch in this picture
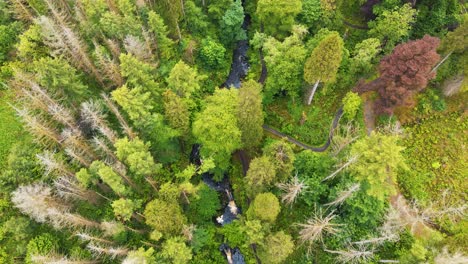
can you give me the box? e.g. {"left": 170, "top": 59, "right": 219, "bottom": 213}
{"left": 276, "top": 174, "right": 308, "bottom": 206}
{"left": 324, "top": 183, "right": 360, "bottom": 207}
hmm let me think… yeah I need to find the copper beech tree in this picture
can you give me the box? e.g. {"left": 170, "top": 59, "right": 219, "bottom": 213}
{"left": 355, "top": 35, "right": 440, "bottom": 114}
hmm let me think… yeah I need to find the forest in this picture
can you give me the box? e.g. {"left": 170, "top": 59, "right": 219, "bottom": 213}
{"left": 0, "top": 0, "right": 466, "bottom": 263}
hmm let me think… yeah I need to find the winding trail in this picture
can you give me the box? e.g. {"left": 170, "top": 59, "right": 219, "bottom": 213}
{"left": 263, "top": 107, "right": 344, "bottom": 152}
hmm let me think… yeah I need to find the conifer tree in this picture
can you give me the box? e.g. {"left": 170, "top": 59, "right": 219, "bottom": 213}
{"left": 237, "top": 80, "right": 264, "bottom": 149}
{"left": 304, "top": 32, "right": 344, "bottom": 105}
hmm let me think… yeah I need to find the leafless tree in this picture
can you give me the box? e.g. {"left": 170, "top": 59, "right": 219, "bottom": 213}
{"left": 54, "top": 176, "right": 102, "bottom": 205}
{"left": 86, "top": 243, "right": 129, "bottom": 259}
{"left": 124, "top": 35, "right": 153, "bottom": 62}
{"left": 65, "top": 147, "right": 91, "bottom": 167}
{"left": 75, "top": 232, "right": 114, "bottom": 244}
{"left": 297, "top": 208, "right": 342, "bottom": 246}
{"left": 322, "top": 155, "right": 358, "bottom": 182}
{"left": 93, "top": 44, "right": 123, "bottom": 87}
{"left": 61, "top": 128, "right": 97, "bottom": 161}
{"left": 276, "top": 174, "right": 308, "bottom": 206}
{"left": 37, "top": 151, "right": 75, "bottom": 177}
{"left": 330, "top": 122, "right": 360, "bottom": 156}
{"left": 14, "top": 106, "right": 61, "bottom": 145}
{"left": 325, "top": 244, "right": 375, "bottom": 264}
{"left": 31, "top": 253, "right": 98, "bottom": 264}
{"left": 182, "top": 224, "right": 196, "bottom": 241}
{"left": 81, "top": 101, "right": 117, "bottom": 143}
{"left": 9, "top": 0, "right": 35, "bottom": 22}
{"left": 101, "top": 93, "right": 136, "bottom": 139}
{"left": 324, "top": 183, "right": 360, "bottom": 207}
{"left": 432, "top": 247, "right": 468, "bottom": 264}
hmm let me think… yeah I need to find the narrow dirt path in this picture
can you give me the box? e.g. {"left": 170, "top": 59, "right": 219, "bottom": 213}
{"left": 263, "top": 107, "right": 344, "bottom": 152}
{"left": 363, "top": 99, "right": 376, "bottom": 135}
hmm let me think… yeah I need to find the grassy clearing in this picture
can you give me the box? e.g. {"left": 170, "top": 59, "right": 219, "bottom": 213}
{"left": 0, "top": 90, "right": 27, "bottom": 169}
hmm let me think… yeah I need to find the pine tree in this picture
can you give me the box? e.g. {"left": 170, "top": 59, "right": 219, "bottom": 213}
{"left": 237, "top": 80, "right": 264, "bottom": 149}
{"left": 304, "top": 32, "right": 344, "bottom": 105}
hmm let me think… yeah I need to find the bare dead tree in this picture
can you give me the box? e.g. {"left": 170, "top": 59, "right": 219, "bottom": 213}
{"left": 81, "top": 101, "right": 117, "bottom": 144}
{"left": 322, "top": 155, "right": 358, "bottom": 182}
{"left": 101, "top": 93, "right": 136, "bottom": 139}
{"left": 43, "top": 0, "right": 72, "bottom": 29}
{"left": 324, "top": 183, "right": 360, "bottom": 207}
{"left": 36, "top": 151, "right": 75, "bottom": 177}
{"left": 9, "top": 0, "right": 35, "bottom": 22}
{"left": 297, "top": 208, "right": 342, "bottom": 246}
{"left": 123, "top": 35, "right": 153, "bottom": 62}
{"left": 86, "top": 243, "right": 129, "bottom": 259}
{"left": 330, "top": 122, "right": 360, "bottom": 156}
{"left": 54, "top": 176, "right": 102, "bottom": 205}
{"left": 432, "top": 247, "right": 468, "bottom": 264}
{"left": 93, "top": 43, "right": 123, "bottom": 87}
{"left": 276, "top": 174, "right": 308, "bottom": 206}
{"left": 61, "top": 128, "right": 98, "bottom": 161}
{"left": 182, "top": 224, "right": 196, "bottom": 241}
{"left": 30, "top": 253, "right": 98, "bottom": 264}
{"left": 11, "top": 183, "right": 69, "bottom": 224}
{"left": 65, "top": 147, "right": 91, "bottom": 167}
{"left": 75, "top": 232, "right": 115, "bottom": 244}
{"left": 100, "top": 221, "right": 126, "bottom": 237}
{"left": 15, "top": 108, "right": 62, "bottom": 145}
{"left": 325, "top": 244, "right": 375, "bottom": 264}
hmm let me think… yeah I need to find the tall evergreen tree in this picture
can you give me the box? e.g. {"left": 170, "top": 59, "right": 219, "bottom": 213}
{"left": 237, "top": 80, "right": 264, "bottom": 149}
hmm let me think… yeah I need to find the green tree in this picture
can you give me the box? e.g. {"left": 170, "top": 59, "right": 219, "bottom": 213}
{"left": 220, "top": 0, "right": 246, "bottom": 46}
{"left": 144, "top": 199, "right": 186, "bottom": 237}
{"left": 350, "top": 38, "right": 381, "bottom": 74}
{"left": 257, "top": 0, "right": 302, "bottom": 38}
{"left": 245, "top": 156, "right": 276, "bottom": 195}
{"left": 33, "top": 57, "right": 88, "bottom": 101}
{"left": 368, "top": 3, "right": 417, "bottom": 51}
{"left": 342, "top": 91, "right": 362, "bottom": 120}
{"left": 114, "top": 137, "right": 160, "bottom": 178}
{"left": 119, "top": 53, "right": 161, "bottom": 100}
{"left": 192, "top": 88, "right": 241, "bottom": 175}
{"left": 91, "top": 161, "right": 129, "bottom": 196}
{"left": 350, "top": 132, "right": 407, "bottom": 201}
{"left": 303, "top": 32, "right": 344, "bottom": 105}
{"left": 157, "top": 0, "right": 183, "bottom": 40}
{"left": 247, "top": 192, "right": 281, "bottom": 223}
{"left": 147, "top": 11, "right": 175, "bottom": 60}
{"left": 166, "top": 60, "right": 204, "bottom": 99}
{"left": 160, "top": 237, "right": 192, "bottom": 264}
{"left": 184, "top": 1, "right": 209, "bottom": 36}
{"left": 0, "top": 22, "right": 20, "bottom": 63}
{"left": 299, "top": 0, "right": 322, "bottom": 27}
{"left": 163, "top": 90, "right": 191, "bottom": 138}
{"left": 16, "top": 24, "right": 48, "bottom": 60}
{"left": 258, "top": 231, "right": 294, "bottom": 264}
{"left": 123, "top": 247, "right": 156, "bottom": 263}
{"left": 111, "top": 198, "right": 139, "bottom": 222}
{"left": 188, "top": 184, "right": 221, "bottom": 224}
{"left": 261, "top": 26, "right": 308, "bottom": 100}
{"left": 111, "top": 85, "right": 153, "bottom": 125}
{"left": 26, "top": 233, "right": 59, "bottom": 264}
{"left": 263, "top": 140, "right": 295, "bottom": 181}
{"left": 198, "top": 38, "right": 227, "bottom": 70}
{"left": 244, "top": 220, "right": 265, "bottom": 246}
{"left": 237, "top": 80, "right": 264, "bottom": 149}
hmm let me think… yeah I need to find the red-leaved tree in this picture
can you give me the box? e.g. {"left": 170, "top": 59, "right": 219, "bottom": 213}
{"left": 355, "top": 35, "right": 440, "bottom": 114}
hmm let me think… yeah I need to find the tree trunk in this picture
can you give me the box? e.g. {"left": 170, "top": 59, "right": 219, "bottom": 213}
{"left": 307, "top": 80, "right": 320, "bottom": 105}
{"left": 431, "top": 51, "right": 452, "bottom": 73}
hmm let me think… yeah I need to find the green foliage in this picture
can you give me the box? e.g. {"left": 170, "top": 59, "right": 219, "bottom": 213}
{"left": 350, "top": 132, "right": 407, "bottom": 201}
{"left": 92, "top": 161, "right": 129, "bottom": 196}
{"left": 184, "top": 1, "right": 209, "bottom": 36}
{"left": 258, "top": 231, "right": 295, "bottom": 264}
{"left": 16, "top": 24, "right": 48, "bottom": 60}
{"left": 257, "top": 0, "right": 302, "bottom": 38}
{"left": 246, "top": 192, "right": 281, "bottom": 223}
{"left": 304, "top": 32, "right": 344, "bottom": 84}
{"left": 112, "top": 85, "right": 153, "bottom": 123}
{"left": 342, "top": 91, "right": 362, "bottom": 120}
{"left": 192, "top": 88, "right": 241, "bottom": 175}
{"left": 188, "top": 184, "right": 221, "bottom": 224}
{"left": 350, "top": 38, "right": 381, "bottom": 74}
{"left": 124, "top": 247, "right": 156, "bottom": 263}
{"left": 33, "top": 57, "right": 88, "bottom": 101}
{"left": 75, "top": 168, "right": 94, "bottom": 188}
{"left": 220, "top": 0, "right": 246, "bottom": 46}
{"left": 147, "top": 11, "right": 175, "bottom": 60}
{"left": 245, "top": 156, "right": 277, "bottom": 195}
{"left": 163, "top": 90, "right": 191, "bottom": 137}
{"left": 0, "top": 22, "right": 20, "bottom": 64}
{"left": 237, "top": 80, "right": 264, "bottom": 149}
{"left": 26, "top": 233, "right": 59, "bottom": 264}
{"left": 144, "top": 199, "right": 186, "bottom": 237}
{"left": 115, "top": 137, "right": 160, "bottom": 178}
{"left": 160, "top": 236, "right": 192, "bottom": 264}
{"left": 167, "top": 60, "right": 204, "bottom": 99}
{"left": 299, "top": 0, "right": 322, "bottom": 27}
{"left": 368, "top": 3, "right": 417, "bottom": 51}
{"left": 111, "top": 198, "right": 139, "bottom": 221}
{"left": 198, "top": 39, "right": 227, "bottom": 70}
{"left": 263, "top": 140, "right": 295, "bottom": 181}
{"left": 294, "top": 150, "right": 333, "bottom": 205}
{"left": 262, "top": 27, "right": 308, "bottom": 100}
